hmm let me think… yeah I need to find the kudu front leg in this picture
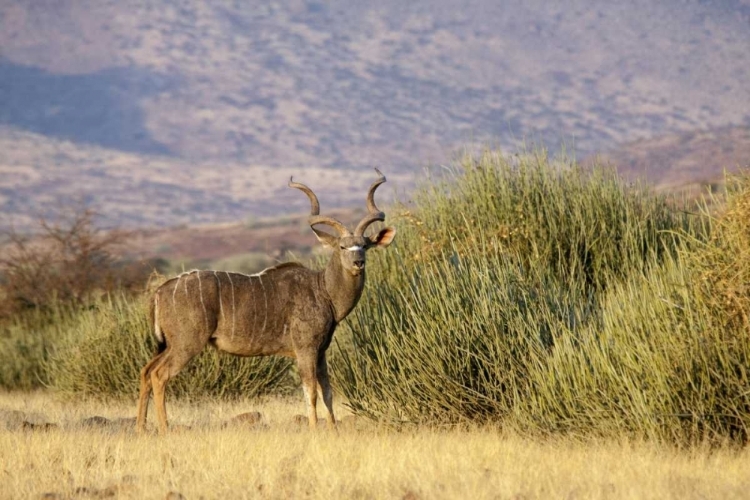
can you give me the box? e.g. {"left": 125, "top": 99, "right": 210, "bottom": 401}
{"left": 317, "top": 353, "right": 336, "bottom": 429}
{"left": 298, "top": 356, "right": 320, "bottom": 430}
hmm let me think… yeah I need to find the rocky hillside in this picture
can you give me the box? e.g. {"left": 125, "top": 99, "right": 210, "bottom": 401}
{"left": 590, "top": 125, "right": 750, "bottom": 195}
{"left": 1, "top": 0, "right": 749, "bottom": 228}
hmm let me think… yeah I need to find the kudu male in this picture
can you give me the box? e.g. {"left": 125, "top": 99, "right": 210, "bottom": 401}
{"left": 136, "top": 170, "right": 396, "bottom": 432}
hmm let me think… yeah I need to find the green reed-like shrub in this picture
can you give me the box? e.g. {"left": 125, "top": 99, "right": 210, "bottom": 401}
{"left": 395, "top": 149, "right": 691, "bottom": 291}
{"left": 333, "top": 149, "right": 746, "bottom": 444}
{"left": 687, "top": 173, "right": 750, "bottom": 332}
{"left": 516, "top": 254, "right": 750, "bottom": 444}
{"left": 336, "top": 240, "right": 590, "bottom": 424}
{"left": 44, "top": 293, "right": 295, "bottom": 398}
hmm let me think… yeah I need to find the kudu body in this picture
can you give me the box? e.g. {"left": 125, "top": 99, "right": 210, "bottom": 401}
{"left": 136, "top": 170, "right": 396, "bottom": 432}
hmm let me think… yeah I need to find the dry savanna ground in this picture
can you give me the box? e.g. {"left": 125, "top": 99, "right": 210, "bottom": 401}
{"left": 1, "top": 392, "right": 749, "bottom": 499}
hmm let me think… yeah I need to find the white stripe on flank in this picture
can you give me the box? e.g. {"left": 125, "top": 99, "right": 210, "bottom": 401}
{"left": 213, "top": 271, "right": 224, "bottom": 321}
{"left": 172, "top": 270, "right": 199, "bottom": 309}
{"left": 257, "top": 274, "right": 268, "bottom": 332}
{"left": 172, "top": 275, "right": 181, "bottom": 309}
{"left": 154, "top": 295, "right": 163, "bottom": 343}
{"left": 226, "top": 272, "right": 236, "bottom": 340}
{"left": 197, "top": 272, "right": 208, "bottom": 330}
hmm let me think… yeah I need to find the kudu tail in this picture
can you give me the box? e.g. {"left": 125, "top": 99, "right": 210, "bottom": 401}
{"left": 150, "top": 294, "right": 167, "bottom": 354}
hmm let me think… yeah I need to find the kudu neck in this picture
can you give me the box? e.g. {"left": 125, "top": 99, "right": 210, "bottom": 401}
{"left": 322, "top": 252, "right": 366, "bottom": 323}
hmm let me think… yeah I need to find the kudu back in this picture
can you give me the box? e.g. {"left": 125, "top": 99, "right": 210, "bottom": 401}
{"left": 136, "top": 169, "right": 396, "bottom": 432}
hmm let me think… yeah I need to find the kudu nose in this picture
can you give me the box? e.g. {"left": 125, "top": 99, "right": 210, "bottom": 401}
{"left": 354, "top": 260, "right": 365, "bottom": 269}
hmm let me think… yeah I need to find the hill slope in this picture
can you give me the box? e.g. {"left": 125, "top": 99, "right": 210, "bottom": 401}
{"left": 590, "top": 125, "right": 750, "bottom": 195}
{"left": 1, "top": 0, "right": 749, "bottom": 228}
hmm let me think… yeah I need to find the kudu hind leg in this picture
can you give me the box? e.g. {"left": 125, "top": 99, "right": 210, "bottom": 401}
{"left": 150, "top": 349, "right": 196, "bottom": 433}
{"left": 136, "top": 352, "right": 166, "bottom": 432}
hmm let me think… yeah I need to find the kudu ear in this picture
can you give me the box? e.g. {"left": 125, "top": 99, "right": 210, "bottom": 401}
{"left": 311, "top": 227, "right": 340, "bottom": 249}
{"left": 366, "top": 227, "right": 396, "bottom": 249}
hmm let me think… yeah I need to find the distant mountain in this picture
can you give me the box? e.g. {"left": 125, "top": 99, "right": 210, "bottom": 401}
{"left": 1, "top": 0, "right": 749, "bottom": 228}
{"left": 0, "top": 126, "right": 406, "bottom": 230}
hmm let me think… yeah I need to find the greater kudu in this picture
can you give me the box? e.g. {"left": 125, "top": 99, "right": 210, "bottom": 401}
{"left": 136, "top": 169, "right": 396, "bottom": 432}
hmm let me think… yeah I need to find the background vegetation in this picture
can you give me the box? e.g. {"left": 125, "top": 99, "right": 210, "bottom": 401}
{"left": 2, "top": 148, "right": 749, "bottom": 446}
{"left": 0, "top": 209, "right": 294, "bottom": 397}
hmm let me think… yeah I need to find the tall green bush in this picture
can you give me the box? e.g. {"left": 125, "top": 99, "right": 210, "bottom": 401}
{"left": 395, "top": 149, "right": 691, "bottom": 290}
{"left": 333, "top": 149, "right": 748, "bottom": 445}
{"left": 336, "top": 241, "right": 586, "bottom": 424}
{"left": 516, "top": 255, "right": 750, "bottom": 443}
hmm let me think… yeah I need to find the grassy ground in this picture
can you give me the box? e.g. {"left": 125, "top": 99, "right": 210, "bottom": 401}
{"left": 1, "top": 392, "right": 749, "bottom": 500}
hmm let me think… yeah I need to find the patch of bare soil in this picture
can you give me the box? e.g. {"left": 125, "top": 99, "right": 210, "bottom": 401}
{"left": 0, "top": 407, "right": 359, "bottom": 434}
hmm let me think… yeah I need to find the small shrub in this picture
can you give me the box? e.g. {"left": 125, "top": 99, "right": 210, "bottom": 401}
{"left": 0, "top": 306, "right": 74, "bottom": 390}
{"left": 0, "top": 208, "right": 150, "bottom": 318}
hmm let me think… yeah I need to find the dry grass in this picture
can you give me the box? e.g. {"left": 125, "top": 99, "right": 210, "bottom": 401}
{"left": 1, "top": 392, "right": 749, "bottom": 499}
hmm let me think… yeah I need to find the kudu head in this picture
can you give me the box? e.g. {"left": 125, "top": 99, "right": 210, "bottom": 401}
{"left": 289, "top": 169, "right": 396, "bottom": 277}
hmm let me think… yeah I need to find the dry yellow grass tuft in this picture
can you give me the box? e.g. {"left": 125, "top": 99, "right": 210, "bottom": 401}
{"left": 1, "top": 391, "right": 748, "bottom": 499}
